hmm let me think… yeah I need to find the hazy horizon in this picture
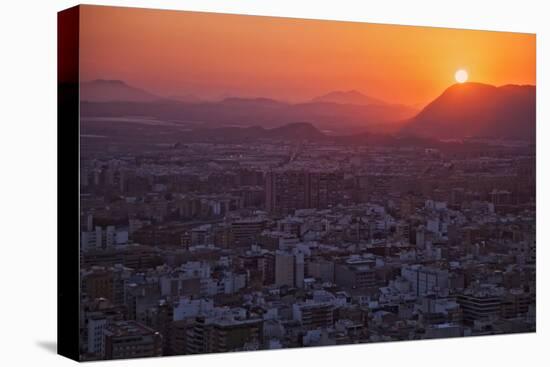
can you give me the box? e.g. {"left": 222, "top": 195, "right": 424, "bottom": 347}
{"left": 80, "top": 78, "right": 536, "bottom": 108}
{"left": 79, "top": 5, "right": 535, "bottom": 107}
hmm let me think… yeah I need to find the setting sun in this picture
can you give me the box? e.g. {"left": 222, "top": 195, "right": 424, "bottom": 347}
{"left": 455, "top": 69, "right": 469, "bottom": 83}
{"left": 78, "top": 6, "right": 535, "bottom": 105}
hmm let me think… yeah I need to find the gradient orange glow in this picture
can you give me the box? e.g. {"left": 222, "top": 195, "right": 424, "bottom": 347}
{"left": 79, "top": 5, "right": 536, "bottom": 106}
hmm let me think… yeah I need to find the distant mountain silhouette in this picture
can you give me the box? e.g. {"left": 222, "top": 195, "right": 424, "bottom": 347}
{"left": 220, "top": 97, "right": 284, "bottom": 106}
{"left": 312, "top": 90, "right": 385, "bottom": 106}
{"left": 80, "top": 79, "right": 162, "bottom": 102}
{"left": 81, "top": 94, "right": 417, "bottom": 134}
{"left": 403, "top": 82, "right": 535, "bottom": 140}
{"left": 269, "top": 122, "right": 327, "bottom": 140}
{"left": 82, "top": 118, "right": 484, "bottom": 156}
{"left": 174, "top": 122, "right": 326, "bottom": 143}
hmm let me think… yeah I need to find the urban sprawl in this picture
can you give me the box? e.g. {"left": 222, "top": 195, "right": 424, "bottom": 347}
{"left": 79, "top": 139, "right": 535, "bottom": 360}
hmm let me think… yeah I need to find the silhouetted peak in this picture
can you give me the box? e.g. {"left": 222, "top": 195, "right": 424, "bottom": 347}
{"left": 312, "top": 90, "right": 385, "bottom": 106}
{"left": 404, "top": 82, "right": 535, "bottom": 140}
{"left": 80, "top": 79, "right": 160, "bottom": 102}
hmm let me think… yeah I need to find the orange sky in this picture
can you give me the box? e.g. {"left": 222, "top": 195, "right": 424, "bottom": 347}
{"left": 79, "top": 5, "right": 536, "bottom": 106}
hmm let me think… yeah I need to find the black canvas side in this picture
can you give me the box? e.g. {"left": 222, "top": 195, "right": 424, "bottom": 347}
{"left": 57, "top": 5, "right": 80, "bottom": 362}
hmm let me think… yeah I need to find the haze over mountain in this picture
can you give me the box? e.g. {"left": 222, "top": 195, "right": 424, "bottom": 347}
{"left": 177, "top": 122, "right": 328, "bottom": 143}
{"left": 80, "top": 79, "right": 162, "bottom": 102}
{"left": 81, "top": 117, "right": 429, "bottom": 147}
{"left": 80, "top": 81, "right": 418, "bottom": 134}
{"left": 80, "top": 79, "right": 535, "bottom": 140}
{"left": 82, "top": 117, "right": 506, "bottom": 160}
{"left": 311, "top": 90, "right": 385, "bottom": 106}
{"left": 403, "top": 82, "right": 536, "bottom": 140}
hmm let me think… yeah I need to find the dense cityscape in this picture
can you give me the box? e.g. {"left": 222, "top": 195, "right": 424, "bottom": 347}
{"left": 79, "top": 134, "right": 536, "bottom": 360}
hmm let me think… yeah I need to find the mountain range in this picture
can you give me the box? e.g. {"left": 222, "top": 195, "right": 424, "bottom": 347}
{"left": 80, "top": 79, "right": 161, "bottom": 102}
{"left": 80, "top": 80, "right": 417, "bottom": 134}
{"left": 311, "top": 90, "right": 385, "bottom": 106}
{"left": 80, "top": 79, "right": 536, "bottom": 140}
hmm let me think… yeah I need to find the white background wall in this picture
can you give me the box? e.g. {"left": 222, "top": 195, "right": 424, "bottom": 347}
{"left": 0, "top": 0, "right": 547, "bottom": 366}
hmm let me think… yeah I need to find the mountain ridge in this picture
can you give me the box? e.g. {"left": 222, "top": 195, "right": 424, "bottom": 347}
{"left": 311, "top": 90, "right": 385, "bottom": 106}
{"left": 403, "top": 82, "right": 535, "bottom": 140}
{"left": 80, "top": 84, "right": 418, "bottom": 134}
{"left": 80, "top": 79, "right": 163, "bottom": 102}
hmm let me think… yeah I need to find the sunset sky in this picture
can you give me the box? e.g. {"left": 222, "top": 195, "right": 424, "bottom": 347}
{"left": 79, "top": 5, "right": 536, "bottom": 106}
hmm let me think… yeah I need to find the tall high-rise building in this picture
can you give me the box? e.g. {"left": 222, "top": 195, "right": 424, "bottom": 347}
{"left": 266, "top": 170, "right": 344, "bottom": 214}
{"left": 266, "top": 170, "right": 308, "bottom": 214}
{"left": 292, "top": 301, "right": 334, "bottom": 330}
{"left": 275, "top": 251, "right": 304, "bottom": 288}
{"left": 305, "top": 171, "right": 344, "bottom": 209}
{"left": 231, "top": 219, "right": 266, "bottom": 247}
{"left": 87, "top": 316, "right": 107, "bottom": 357}
{"left": 401, "top": 265, "right": 449, "bottom": 297}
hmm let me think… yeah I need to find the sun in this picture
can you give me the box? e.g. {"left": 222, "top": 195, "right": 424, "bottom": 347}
{"left": 455, "top": 69, "right": 468, "bottom": 83}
